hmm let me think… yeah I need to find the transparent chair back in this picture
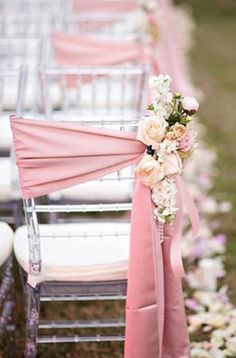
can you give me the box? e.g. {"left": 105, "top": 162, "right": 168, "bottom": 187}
{"left": 0, "top": 66, "right": 27, "bottom": 226}
{"left": 0, "top": 38, "right": 45, "bottom": 115}
{"left": 0, "top": 0, "right": 67, "bottom": 14}
{"left": 39, "top": 65, "right": 150, "bottom": 122}
{"left": 0, "top": 38, "right": 43, "bottom": 70}
{"left": 0, "top": 13, "right": 62, "bottom": 38}
{"left": 62, "top": 13, "right": 143, "bottom": 40}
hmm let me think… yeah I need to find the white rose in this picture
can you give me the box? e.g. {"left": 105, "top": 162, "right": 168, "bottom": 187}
{"left": 137, "top": 116, "right": 168, "bottom": 147}
{"left": 136, "top": 154, "right": 164, "bottom": 187}
{"left": 163, "top": 152, "right": 183, "bottom": 177}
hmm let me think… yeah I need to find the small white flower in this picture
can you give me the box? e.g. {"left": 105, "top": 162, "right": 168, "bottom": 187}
{"left": 148, "top": 74, "right": 172, "bottom": 92}
{"left": 227, "top": 337, "right": 236, "bottom": 354}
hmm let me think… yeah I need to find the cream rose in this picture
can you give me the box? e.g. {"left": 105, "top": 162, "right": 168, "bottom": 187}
{"left": 163, "top": 152, "right": 182, "bottom": 176}
{"left": 171, "top": 123, "right": 188, "bottom": 140}
{"left": 165, "top": 131, "right": 176, "bottom": 141}
{"left": 136, "top": 155, "right": 164, "bottom": 187}
{"left": 137, "top": 116, "right": 168, "bottom": 147}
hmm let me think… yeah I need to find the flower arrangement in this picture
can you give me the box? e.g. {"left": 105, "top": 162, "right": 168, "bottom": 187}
{"left": 136, "top": 74, "right": 199, "bottom": 224}
{"left": 123, "top": 0, "right": 160, "bottom": 41}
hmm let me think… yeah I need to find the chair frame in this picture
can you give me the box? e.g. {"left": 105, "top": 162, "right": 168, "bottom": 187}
{"left": 22, "top": 193, "right": 132, "bottom": 357}
{"left": 0, "top": 13, "right": 62, "bottom": 38}
{"left": 39, "top": 65, "right": 150, "bottom": 121}
{"left": 18, "top": 39, "right": 149, "bottom": 357}
{"left": 61, "top": 12, "right": 143, "bottom": 39}
{"left": 0, "top": 67, "right": 27, "bottom": 227}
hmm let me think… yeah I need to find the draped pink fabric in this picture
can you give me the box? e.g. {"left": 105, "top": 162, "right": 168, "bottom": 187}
{"left": 52, "top": 33, "right": 149, "bottom": 69}
{"left": 51, "top": 33, "right": 158, "bottom": 86}
{"left": 10, "top": 115, "right": 196, "bottom": 357}
{"left": 157, "top": 0, "right": 193, "bottom": 95}
{"left": 73, "top": 0, "right": 138, "bottom": 13}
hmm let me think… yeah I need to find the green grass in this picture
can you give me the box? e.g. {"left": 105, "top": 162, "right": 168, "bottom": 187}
{"left": 175, "top": 0, "right": 236, "bottom": 299}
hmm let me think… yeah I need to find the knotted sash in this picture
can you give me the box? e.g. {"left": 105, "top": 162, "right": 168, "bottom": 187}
{"left": 10, "top": 115, "right": 198, "bottom": 357}
{"left": 51, "top": 33, "right": 159, "bottom": 86}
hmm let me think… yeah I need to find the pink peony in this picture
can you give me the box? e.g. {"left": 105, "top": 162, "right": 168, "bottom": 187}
{"left": 179, "top": 131, "right": 197, "bottom": 152}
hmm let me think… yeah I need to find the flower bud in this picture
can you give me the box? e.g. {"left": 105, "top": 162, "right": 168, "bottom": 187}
{"left": 182, "top": 96, "right": 199, "bottom": 115}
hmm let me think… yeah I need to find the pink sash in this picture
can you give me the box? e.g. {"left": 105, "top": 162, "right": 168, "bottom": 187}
{"left": 52, "top": 33, "right": 149, "bottom": 68}
{"left": 51, "top": 33, "right": 158, "bottom": 86}
{"left": 73, "top": 0, "right": 138, "bottom": 13}
{"left": 11, "top": 115, "right": 198, "bottom": 357}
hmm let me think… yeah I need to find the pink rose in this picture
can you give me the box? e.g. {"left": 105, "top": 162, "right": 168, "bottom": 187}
{"left": 182, "top": 96, "right": 199, "bottom": 114}
{"left": 136, "top": 155, "right": 164, "bottom": 187}
{"left": 165, "top": 131, "right": 176, "bottom": 141}
{"left": 171, "top": 123, "right": 188, "bottom": 140}
{"left": 179, "top": 131, "right": 197, "bottom": 152}
{"left": 163, "top": 152, "right": 182, "bottom": 176}
{"left": 137, "top": 116, "right": 168, "bottom": 148}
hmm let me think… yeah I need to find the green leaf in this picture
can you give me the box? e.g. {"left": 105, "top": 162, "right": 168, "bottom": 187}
{"left": 147, "top": 103, "right": 155, "bottom": 111}
{"left": 179, "top": 116, "right": 192, "bottom": 125}
{"left": 173, "top": 92, "right": 182, "bottom": 99}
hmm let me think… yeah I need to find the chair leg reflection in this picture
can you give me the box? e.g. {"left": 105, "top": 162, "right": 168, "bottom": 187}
{"left": 25, "top": 285, "right": 40, "bottom": 358}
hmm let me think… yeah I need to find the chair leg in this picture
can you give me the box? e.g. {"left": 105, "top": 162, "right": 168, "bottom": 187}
{"left": 14, "top": 200, "right": 23, "bottom": 228}
{"left": 24, "top": 285, "right": 40, "bottom": 358}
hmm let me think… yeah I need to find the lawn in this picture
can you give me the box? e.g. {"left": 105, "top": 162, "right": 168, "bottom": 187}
{"left": 175, "top": 0, "right": 236, "bottom": 300}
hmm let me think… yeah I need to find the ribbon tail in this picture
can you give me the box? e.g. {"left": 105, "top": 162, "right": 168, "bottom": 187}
{"left": 176, "top": 175, "right": 200, "bottom": 238}
{"left": 170, "top": 175, "right": 200, "bottom": 278}
{"left": 170, "top": 183, "right": 185, "bottom": 278}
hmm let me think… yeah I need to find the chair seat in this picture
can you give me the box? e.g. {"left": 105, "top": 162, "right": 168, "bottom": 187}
{"left": 14, "top": 222, "right": 130, "bottom": 285}
{"left": 0, "top": 222, "right": 13, "bottom": 267}
{"left": 0, "top": 158, "right": 19, "bottom": 201}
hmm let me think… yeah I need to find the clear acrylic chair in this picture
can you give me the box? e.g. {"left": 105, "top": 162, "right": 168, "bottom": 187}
{"left": 12, "top": 116, "right": 141, "bottom": 357}
{"left": 0, "top": 222, "right": 14, "bottom": 350}
{"left": 0, "top": 13, "right": 62, "bottom": 38}
{"left": 62, "top": 12, "right": 143, "bottom": 40}
{"left": 0, "top": 0, "right": 67, "bottom": 14}
{"left": 0, "top": 66, "right": 26, "bottom": 226}
{"left": 0, "top": 38, "right": 43, "bottom": 70}
{"left": 37, "top": 64, "right": 149, "bottom": 222}
{"left": 39, "top": 65, "right": 149, "bottom": 121}
{"left": 0, "top": 38, "right": 45, "bottom": 118}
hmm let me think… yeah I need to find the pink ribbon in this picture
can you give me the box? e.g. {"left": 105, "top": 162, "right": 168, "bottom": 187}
{"left": 73, "top": 0, "right": 138, "bottom": 13}
{"left": 10, "top": 115, "right": 198, "bottom": 357}
{"left": 171, "top": 175, "right": 200, "bottom": 278}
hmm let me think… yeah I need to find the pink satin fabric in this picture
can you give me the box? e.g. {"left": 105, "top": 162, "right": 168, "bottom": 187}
{"left": 157, "top": 0, "right": 193, "bottom": 95}
{"left": 73, "top": 0, "right": 138, "bottom": 13}
{"left": 10, "top": 115, "right": 196, "bottom": 357}
{"left": 51, "top": 33, "right": 158, "bottom": 86}
{"left": 52, "top": 33, "right": 149, "bottom": 68}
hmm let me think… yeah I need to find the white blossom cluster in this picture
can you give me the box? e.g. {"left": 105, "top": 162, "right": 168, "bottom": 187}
{"left": 157, "top": 138, "right": 178, "bottom": 162}
{"left": 152, "top": 177, "right": 178, "bottom": 223}
{"left": 149, "top": 74, "right": 173, "bottom": 119}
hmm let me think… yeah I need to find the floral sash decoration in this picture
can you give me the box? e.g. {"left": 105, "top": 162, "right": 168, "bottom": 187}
{"left": 136, "top": 74, "right": 199, "bottom": 225}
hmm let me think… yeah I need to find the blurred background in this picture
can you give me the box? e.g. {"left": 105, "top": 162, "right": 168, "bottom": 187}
{"left": 0, "top": 0, "right": 235, "bottom": 357}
